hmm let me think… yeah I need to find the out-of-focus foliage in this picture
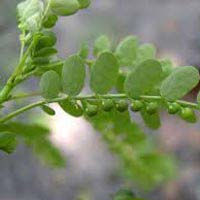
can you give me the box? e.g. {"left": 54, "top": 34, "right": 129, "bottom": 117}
{"left": 0, "top": 122, "right": 66, "bottom": 167}
{"left": 87, "top": 110, "right": 176, "bottom": 189}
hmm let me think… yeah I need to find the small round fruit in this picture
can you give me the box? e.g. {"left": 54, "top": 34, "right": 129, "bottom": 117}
{"left": 102, "top": 99, "right": 114, "bottom": 112}
{"left": 167, "top": 102, "right": 180, "bottom": 114}
{"left": 50, "top": 0, "right": 80, "bottom": 16}
{"left": 85, "top": 104, "right": 98, "bottom": 117}
{"left": 146, "top": 102, "right": 158, "bottom": 115}
{"left": 130, "top": 100, "right": 143, "bottom": 112}
{"left": 115, "top": 100, "right": 128, "bottom": 112}
{"left": 180, "top": 107, "right": 196, "bottom": 123}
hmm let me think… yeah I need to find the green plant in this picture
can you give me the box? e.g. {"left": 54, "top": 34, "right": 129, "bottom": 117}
{"left": 0, "top": 0, "right": 200, "bottom": 196}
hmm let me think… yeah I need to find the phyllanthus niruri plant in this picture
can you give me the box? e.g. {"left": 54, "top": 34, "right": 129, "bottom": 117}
{"left": 0, "top": 0, "right": 199, "bottom": 192}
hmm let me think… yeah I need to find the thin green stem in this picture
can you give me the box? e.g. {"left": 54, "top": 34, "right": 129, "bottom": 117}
{"left": 8, "top": 92, "right": 41, "bottom": 101}
{"left": 19, "top": 31, "right": 26, "bottom": 62}
{"left": 0, "top": 94, "right": 199, "bottom": 123}
{"left": 0, "top": 35, "right": 38, "bottom": 104}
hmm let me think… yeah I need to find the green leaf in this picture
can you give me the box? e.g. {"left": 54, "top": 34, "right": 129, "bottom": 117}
{"left": 35, "top": 31, "right": 57, "bottom": 50}
{"left": 197, "top": 91, "right": 200, "bottom": 105}
{"left": 87, "top": 110, "right": 174, "bottom": 189}
{"left": 59, "top": 99, "right": 83, "bottom": 117}
{"left": 90, "top": 52, "right": 119, "bottom": 94}
{"left": 124, "top": 59, "right": 162, "bottom": 98}
{"left": 78, "top": 42, "right": 89, "bottom": 59}
{"left": 40, "top": 70, "right": 61, "bottom": 99}
{"left": 136, "top": 43, "right": 156, "bottom": 64}
{"left": 34, "top": 47, "right": 57, "bottom": 57}
{"left": 115, "top": 36, "right": 138, "bottom": 66}
{"left": 0, "top": 132, "right": 17, "bottom": 154}
{"left": 0, "top": 123, "right": 66, "bottom": 167}
{"left": 50, "top": 0, "right": 80, "bottom": 16}
{"left": 160, "top": 66, "right": 199, "bottom": 101}
{"left": 93, "top": 35, "right": 111, "bottom": 57}
{"left": 160, "top": 59, "right": 173, "bottom": 79}
{"left": 32, "top": 57, "right": 50, "bottom": 65}
{"left": 78, "top": 0, "right": 91, "bottom": 8}
{"left": 141, "top": 110, "right": 161, "bottom": 130}
{"left": 41, "top": 105, "right": 56, "bottom": 116}
{"left": 62, "top": 55, "right": 85, "bottom": 96}
{"left": 116, "top": 72, "right": 126, "bottom": 93}
{"left": 17, "top": 0, "right": 44, "bottom": 31}
{"left": 114, "top": 189, "right": 136, "bottom": 200}
{"left": 43, "top": 13, "right": 58, "bottom": 28}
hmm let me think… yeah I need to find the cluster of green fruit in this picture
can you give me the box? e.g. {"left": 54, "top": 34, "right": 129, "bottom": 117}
{"left": 41, "top": 97, "right": 197, "bottom": 123}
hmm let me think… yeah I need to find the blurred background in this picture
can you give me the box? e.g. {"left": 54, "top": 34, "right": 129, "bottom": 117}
{"left": 1, "top": 0, "right": 200, "bottom": 199}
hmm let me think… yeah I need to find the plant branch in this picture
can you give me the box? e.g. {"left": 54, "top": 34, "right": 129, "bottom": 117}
{"left": 0, "top": 35, "right": 39, "bottom": 104}
{"left": 0, "top": 94, "right": 199, "bottom": 123}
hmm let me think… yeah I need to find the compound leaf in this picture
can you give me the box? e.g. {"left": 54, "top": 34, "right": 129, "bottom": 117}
{"left": 124, "top": 59, "right": 162, "bottom": 98}
{"left": 40, "top": 70, "right": 61, "bottom": 99}
{"left": 160, "top": 66, "right": 199, "bottom": 101}
{"left": 62, "top": 55, "right": 85, "bottom": 96}
{"left": 90, "top": 52, "right": 119, "bottom": 94}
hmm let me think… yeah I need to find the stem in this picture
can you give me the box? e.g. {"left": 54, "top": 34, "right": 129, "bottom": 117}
{"left": 0, "top": 35, "right": 38, "bottom": 104}
{"left": 19, "top": 31, "right": 26, "bottom": 62}
{"left": 8, "top": 92, "right": 41, "bottom": 101}
{"left": 0, "top": 94, "right": 199, "bottom": 123}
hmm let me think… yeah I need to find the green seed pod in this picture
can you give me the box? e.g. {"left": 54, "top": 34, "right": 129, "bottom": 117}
{"left": 78, "top": 0, "right": 91, "bottom": 9}
{"left": 130, "top": 100, "right": 143, "bottom": 112}
{"left": 43, "top": 13, "right": 58, "bottom": 28}
{"left": 85, "top": 104, "right": 98, "bottom": 117}
{"left": 50, "top": 0, "right": 80, "bottom": 16}
{"left": 146, "top": 102, "right": 158, "bottom": 115}
{"left": 167, "top": 102, "right": 180, "bottom": 114}
{"left": 41, "top": 105, "right": 56, "bottom": 116}
{"left": 59, "top": 99, "right": 83, "bottom": 117}
{"left": 102, "top": 99, "right": 114, "bottom": 112}
{"left": 180, "top": 107, "right": 197, "bottom": 123}
{"left": 115, "top": 100, "right": 128, "bottom": 112}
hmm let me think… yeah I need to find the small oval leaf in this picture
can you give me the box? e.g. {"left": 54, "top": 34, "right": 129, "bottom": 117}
{"left": 115, "top": 36, "right": 138, "bottom": 66}
{"left": 136, "top": 43, "right": 156, "bottom": 64}
{"left": 78, "top": 42, "right": 89, "bottom": 59}
{"left": 62, "top": 55, "right": 85, "bottom": 96}
{"left": 160, "top": 66, "right": 199, "bottom": 101}
{"left": 40, "top": 70, "right": 61, "bottom": 99}
{"left": 34, "top": 47, "right": 57, "bottom": 57}
{"left": 0, "top": 132, "right": 17, "bottom": 154}
{"left": 124, "top": 59, "right": 162, "bottom": 98}
{"left": 90, "top": 52, "right": 119, "bottom": 94}
{"left": 41, "top": 105, "right": 56, "bottom": 116}
{"left": 141, "top": 110, "right": 161, "bottom": 130}
{"left": 93, "top": 35, "right": 111, "bottom": 57}
{"left": 78, "top": 0, "right": 91, "bottom": 9}
{"left": 59, "top": 99, "right": 83, "bottom": 117}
